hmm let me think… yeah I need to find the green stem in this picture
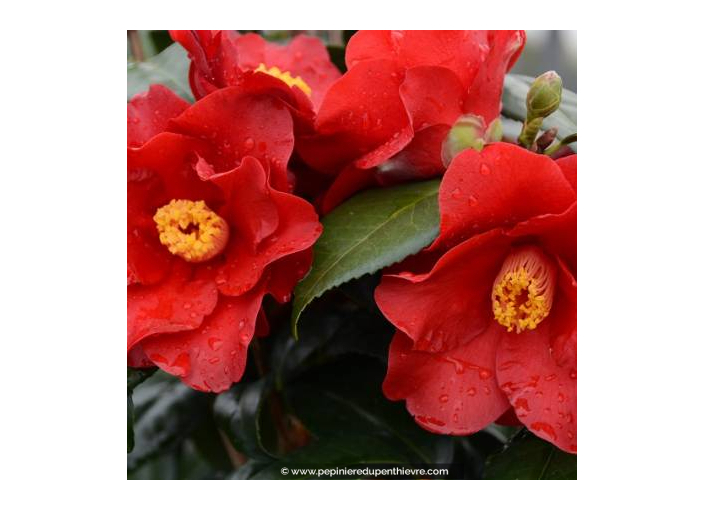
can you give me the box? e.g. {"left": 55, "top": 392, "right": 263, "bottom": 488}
{"left": 518, "top": 117, "right": 544, "bottom": 149}
{"left": 544, "top": 133, "right": 577, "bottom": 156}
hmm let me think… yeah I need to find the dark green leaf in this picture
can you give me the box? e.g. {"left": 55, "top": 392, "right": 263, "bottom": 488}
{"left": 484, "top": 429, "right": 577, "bottom": 479}
{"left": 502, "top": 74, "right": 577, "bottom": 151}
{"left": 287, "top": 356, "right": 452, "bottom": 466}
{"left": 292, "top": 179, "right": 441, "bottom": 339}
{"left": 213, "top": 378, "right": 276, "bottom": 461}
{"left": 127, "top": 367, "right": 156, "bottom": 453}
{"left": 128, "top": 380, "right": 210, "bottom": 471}
{"left": 127, "top": 43, "right": 193, "bottom": 102}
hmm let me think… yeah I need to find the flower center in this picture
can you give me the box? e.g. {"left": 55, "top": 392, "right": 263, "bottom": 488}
{"left": 491, "top": 246, "right": 556, "bottom": 333}
{"left": 153, "top": 199, "right": 229, "bottom": 263}
{"left": 254, "top": 63, "right": 312, "bottom": 97}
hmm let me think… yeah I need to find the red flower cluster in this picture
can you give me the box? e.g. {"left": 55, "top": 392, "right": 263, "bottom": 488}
{"left": 128, "top": 31, "right": 576, "bottom": 453}
{"left": 296, "top": 30, "right": 526, "bottom": 212}
{"left": 127, "top": 34, "right": 333, "bottom": 391}
{"left": 375, "top": 144, "right": 577, "bottom": 452}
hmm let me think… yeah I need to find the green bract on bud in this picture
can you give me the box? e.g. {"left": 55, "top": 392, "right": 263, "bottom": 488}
{"left": 441, "top": 114, "right": 497, "bottom": 167}
{"left": 526, "top": 71, "right": 562, "bottom": 121}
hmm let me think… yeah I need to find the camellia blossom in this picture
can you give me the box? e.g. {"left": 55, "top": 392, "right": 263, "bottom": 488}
{"left": 169, "top": 30, "right": 341, "bottom": 111}
{"left": 127, "top": 83, "right": 322, "bottom": 392}
{"left": 374, "top": 143, "right": 576, "bottom": 453}
{"left": 297, "top": 30, "right": 526, "bottom": 213}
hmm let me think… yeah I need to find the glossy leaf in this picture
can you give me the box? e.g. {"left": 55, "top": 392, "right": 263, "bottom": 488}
{"left": 127, "top": 367, "right": 156, "bottom": 453}
{"left": 287, "top": 356, "right": 453, "bottom": 466}
{"left": 128, "top": 379, "right": 209, "bottom": 471}
{"left": 292, "top": 179, "right": 441, "bottom": 339}
{"left": 213, "top": 378, "right": 276, "bottom": 461}
{"left": 502, "top": 74, "right": 577, "bottom": 151}
{"left": 484, "top": 429, "right": 577, "bottom": 479}
{"left": 127, "top": 43, "right": 193, "bottom": 102}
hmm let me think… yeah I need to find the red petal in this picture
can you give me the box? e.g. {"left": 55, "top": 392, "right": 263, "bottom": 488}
{"left": 128, "top": 85, "right": 190, "bottom": 148}
{"left": 375, "top": 124, "right": 449, "bottom": 185}
{"left": 383, "top": 329, "right": 510, "bottom": 435}
{"left": 375, "top": 229, "right": 510, "bottom": 353}
{"left": 210, "top": 157, "right": 280, "bottom": 246}
{"left": 508, "top": 202, "right": 577, "bottom": 275}
{"left": 170, "top": 30, "right": 240, "bottom": 99}
{"left": 464, "top": 31, "right": 526, "bottom": 122}
{"left": 399, "top": 66, "right": 464, "bottom": 130}
{"left": 266, "top": 248, "right": 314, "bottom": 304}
{"left": 495, "top": 263, "right": 577, "bottom": 453}
{"left": 214, "top": 157, "right": 322, "bottom": 296}
{"left": 319, "top": 165, "right": 377, "bottom": 215}
{"left": 346, "top": 31, "right": 486, "bottom": 90}
{"left": 297, "top": 59, "right": 411, "bottom": 173}
{"left": 556, "top": 154, "right": 577, "bottom": 192}
{"left": 141, "top": 285, "right": 266, "bottom": 392}
{"left": 167, "top": 85, "right": 296, "bottom": 191}
{"left": 128, "top": 132, "right": 222, "bottom": 204}
{"left": 232, "top": 33, "right": 341, "bottom": 111}
{"left": 127, "top": 260, "right": 218, "bottom": 350}
{"left": 431, "top": 143, "right": 576, "bottom": 250}
{"left": 127, "top": 166, "right": 172, "bottom": 285}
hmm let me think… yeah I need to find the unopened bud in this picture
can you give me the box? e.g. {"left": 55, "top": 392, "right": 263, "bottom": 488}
{"left": 526, "top": 71, "right": 562, "bottom": 121}
{"left": 441, "top": 114, "right": 492, "bottom": 167}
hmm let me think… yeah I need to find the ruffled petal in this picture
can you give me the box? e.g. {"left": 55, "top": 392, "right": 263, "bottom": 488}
{"left": 127, "top": 260, "right": 218, "bottom": 350}
{"left": 431, "top": 143, "right": 576, "bottom": 250}
{"left": 127, "top": 167, "right": 172, "bottom": 285}
{"left": 495, "top": 262, "right": 577, "bottom": 453}
{"left": 383, "top": 329, "right": 510, "bottom": 435}
{"left": 375, "top": 229, "right": 510, "bottom": 353}
{"left": 141, "top": 284, "right": 267, "bottom": 392}
{"left": 297, "top": 59, "right": 411, "bottom": 173}
{"left": 214, "top": 157, "right": 322, "bottom": 296}
{"left": 167, "top": 84, "right": 297, "bottom": 191}
{"left": 127, "top": 85, "right": 190, "bottom": 148}
{"left": 463, "top": 30, "right": 526, "bottom": 122}
{"left": 398, "top": 66, "right": 464, "bottom": 130}
{"left": 128, "top": 132, "right": 222, "bottom": 205}
{"left": 508, "top": 202, "right": 577, "bottom": 275}
{"left": 346, "top": 31, "right": 487, "bottom": 90}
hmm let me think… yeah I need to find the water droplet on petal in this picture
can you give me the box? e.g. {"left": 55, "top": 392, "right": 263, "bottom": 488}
{"left": 480, "top": 163, "right": 491, "bottom": 175}
{"left": 439, "top": 394, "right": 449, "bottom": 403}
{"left": 468, "top": 195, "right": 478, "bottom": 207}
{"left": 243, "top": 137, "right": 255, "bottom": 151}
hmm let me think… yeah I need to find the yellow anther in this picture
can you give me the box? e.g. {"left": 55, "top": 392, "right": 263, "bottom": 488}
{"left": 491, "top": 246, "right": 556, "bottom": 333}
{"left": 153, "top": 199, "right": 229, "bottom": 263}
{"left": 254, "top": 63, "right": 312, "bottom": 97}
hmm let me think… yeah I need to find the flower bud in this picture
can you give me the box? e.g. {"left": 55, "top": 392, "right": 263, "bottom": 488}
{"left": 526, "top": 71, "right": 562, "bottom": 121}
{"left": 441, "top": 114, "right": 489, "bottom": 167}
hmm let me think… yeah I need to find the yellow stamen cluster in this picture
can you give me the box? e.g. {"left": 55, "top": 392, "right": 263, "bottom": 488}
{"left": 254, "top": 63, "right": 312, "bottom": 97}
{"left": 153, "top": 199, "right": 229, "bottom": 263}
{"left": 491, "top": 246, "right": 556, "bottom": 333}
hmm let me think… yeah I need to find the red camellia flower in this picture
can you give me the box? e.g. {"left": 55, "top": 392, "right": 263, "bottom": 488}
{"left": 127, "top": 83, "right": 322, "bottom": 392}
{"left": 374, "top": 143, "right": 577, "bottom": 453}
{"left": 169, "top": 30, "right": 341, "bottom": 111}
{"left": 297, "top": 30, "right": 526, "bottom": 213}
